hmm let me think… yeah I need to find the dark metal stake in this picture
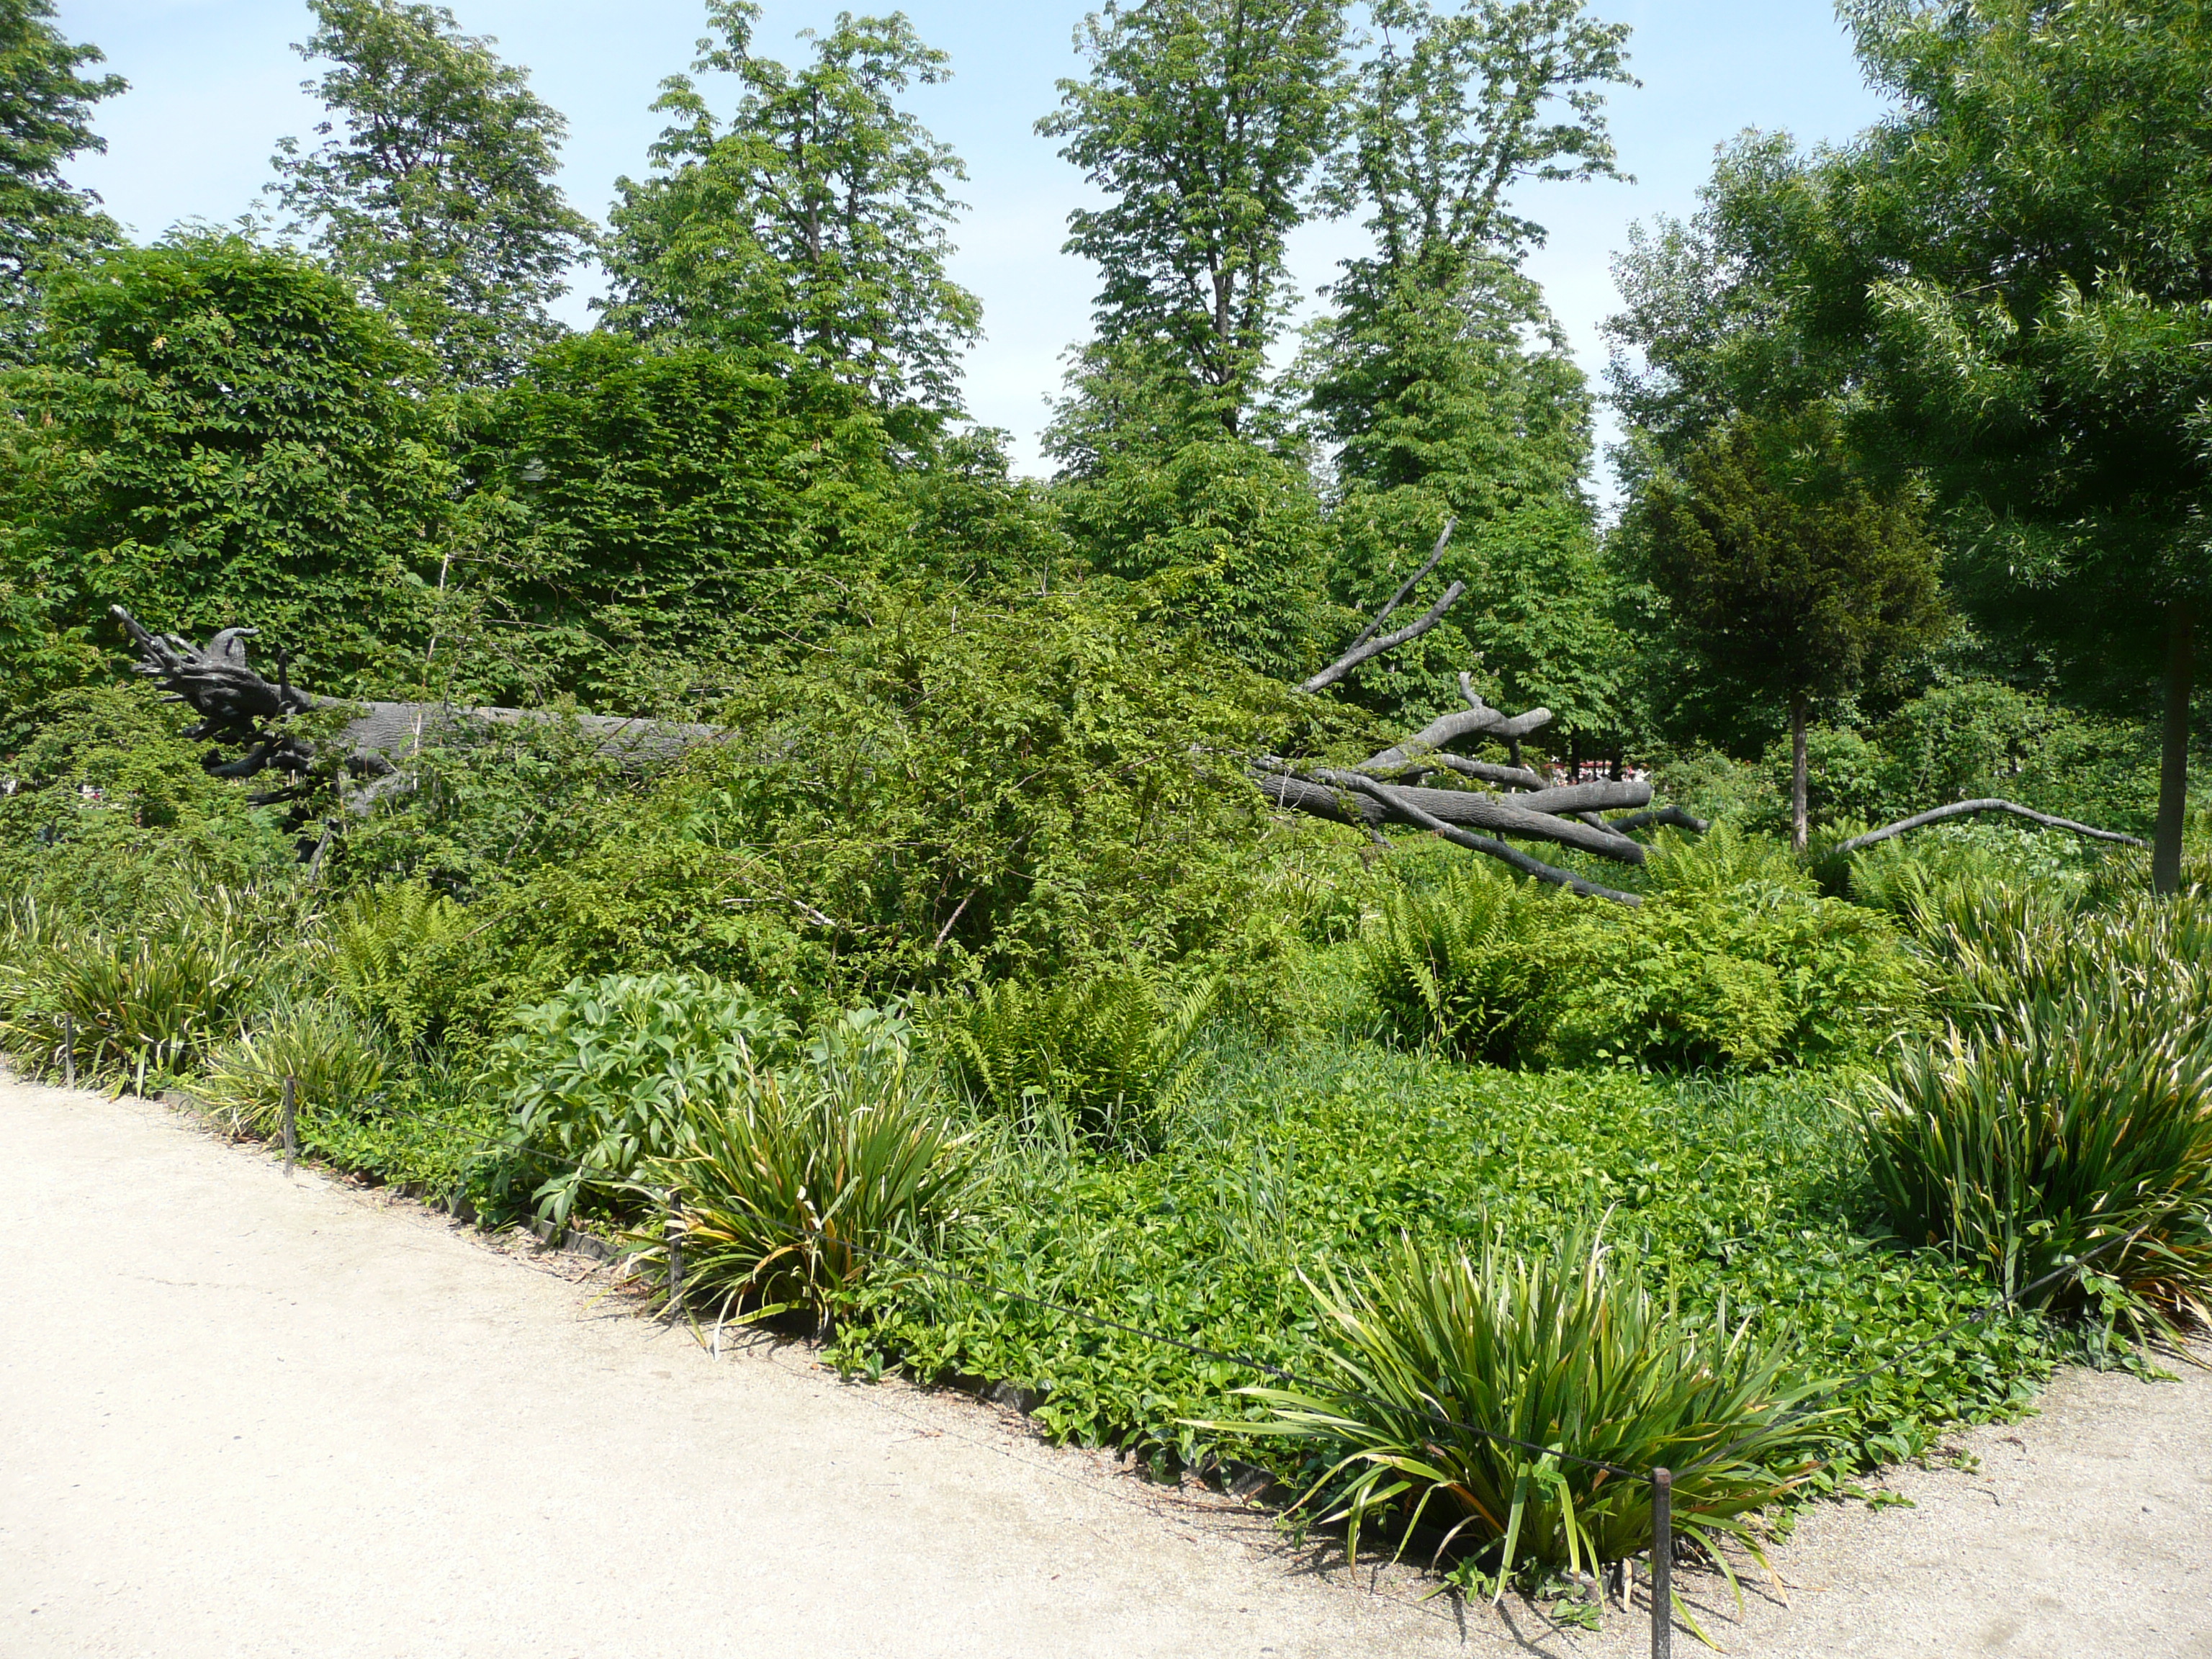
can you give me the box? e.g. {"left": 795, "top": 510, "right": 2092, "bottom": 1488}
{"left": 1650, "top": 1467, "right": 1673, "bottom": 1659}
{"left": 281, "top": 1075, "right": 297, "bottom": 1177}
{"left": 62, "top": 1015, "right": 74, "bottom": 1089}
{"left": 664, "top": 1190, "right": 685, "bottom": 1317}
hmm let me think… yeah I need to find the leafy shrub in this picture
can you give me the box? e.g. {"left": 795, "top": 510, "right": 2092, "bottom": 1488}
{"left": 1863, "top": 981, "right": 2212, "bottom": 1334}
{"left": 644, "top": 1009, "right": 973, "bottom": 1323}
{"left": 202, "top": 997, "right": 393, "bottom": 1135}
{"left": 1358, "top": 862, "right": 1562, "bottom": 1062}
{"left": 0, "top": 909, "right": 271, "bottom": 1090}
{"left": 929, "top": 967, "right": 1218, "bottom": 1145}
{"left": 1543, "top": 878, "right": 1920, "bottom": 1071}
{"left": 1355, "top": 830, "right": 1920, "bottom": 1071}
{"left": 490, "top": 971, "right": 792, "bottom": 1223}
{"left": 1234, "top": 1226, "right": 1826, "bottom": 1593}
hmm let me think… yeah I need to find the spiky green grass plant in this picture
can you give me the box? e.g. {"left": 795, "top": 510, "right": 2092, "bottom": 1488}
{"left": 202, "top": 996, "right": 393, "bottom": 1135}
{"left": 1227, "top": 1225, "right": 1828, "bottom": 1599}
{"left": 1863, "top": 986, "right": 2212, "bottom": 1334}
{"left": 0, "top": 914, "right": 269, "bottom": 1092}
{"left": 644, "top": 1011, "right": 974, "bottom": 1324}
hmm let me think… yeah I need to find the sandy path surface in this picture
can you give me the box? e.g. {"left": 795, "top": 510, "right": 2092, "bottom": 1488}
{"left": 4, "top": 1076, "right": 2207, "bottom": 1658}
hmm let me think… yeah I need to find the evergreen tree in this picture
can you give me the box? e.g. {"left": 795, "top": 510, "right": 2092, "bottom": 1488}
{"left": 0, "top": 0, "right": 125, "bottom": 346}
{"left": 270, "top": 0, "right": 596, "bottom": 386}
{"left": 601, "top": 2, "right": 981, "bottom": 432}
{"left": 1632, "top": 408, "right": 1948, "bottom": 849}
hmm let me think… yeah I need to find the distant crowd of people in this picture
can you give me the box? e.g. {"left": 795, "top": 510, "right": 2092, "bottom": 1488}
{"left": 1547, "top": 760, "right": 1651, "bottom": 786}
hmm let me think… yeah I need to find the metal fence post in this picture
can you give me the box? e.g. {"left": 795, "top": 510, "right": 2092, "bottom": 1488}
{"left": 1650, "top": 1467, "right": 1673, "bottom": 1659}
{"left": 281, "top": 1075, "right": 297, "bottom": 1177}
{"left": 61, "top": 1013, "right": 74, "bottom": 1089}
{"left": 664, "top": 1190, "right": 685, "bottom": 1317}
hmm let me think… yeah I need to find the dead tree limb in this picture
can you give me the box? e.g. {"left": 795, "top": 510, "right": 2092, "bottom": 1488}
{"left": 1606, "top": 805, "right": 1711, "bottom": 836}
{"left": 1258, "top": 536, "right": 1710, "bottom": 901}
{"left": 1331, "top": 519, "right": 1456, "bottom": 658}
{"left": 1315, "top": 766, "right": 1642, "bottom": 904}
{"left": 1396, "top": 754, "right": 1548, "bottom": 791}
{"left": 1833, "top": 799, "right": 2146, "bottom": 856}
{"left": 1257, "top": 766, "right": 1650, "bottom": 863}
{"left": 111, "top": 606, "right": 724, "bottom": 816}
{"left": 1300, "top": 581, "right": 1467, "bottom": 695}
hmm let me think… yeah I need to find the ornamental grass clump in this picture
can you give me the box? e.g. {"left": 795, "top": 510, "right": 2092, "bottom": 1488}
{"left": 202, "top": 996, "right": 393, "bottom": 1136}
{"left": 1233, "top": 1225, "right": 1827, "bottom": 1600}
{"left": 644, "top": 1009, "right": 974, "bottom": 1326}
{"left": 1863, "top": 984, "right": 2212, "bottom": 1335}
{"left": 0, "top": 912, "right": 269, "bottom": 1092}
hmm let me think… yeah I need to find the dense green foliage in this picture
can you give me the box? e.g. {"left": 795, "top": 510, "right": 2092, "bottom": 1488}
{"left": 930, "top": 966, "right": 1218, "bottom": 1148}
{"left": 0, "top": 0, "right": 123, "bottom": 339}
{"left": 641, "top": 1007, "right": 973, "bottom": 1323}
{"left": 1865, "top": 883, "right": 2212, "bottom": 1334}
{"left": 1359, "top": 830, "right": 1920, "bottom": 1069}
{"left": 1, "top": 236, "right": 457, "bottom": 714}
{"left": 9, "top": 0, "right": 2212, "bottom": 1609}
{"left": 601, "top": 1, "right": 980, "bottom": 429}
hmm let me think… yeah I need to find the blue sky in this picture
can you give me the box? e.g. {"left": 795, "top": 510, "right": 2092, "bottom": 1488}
{"left": 57, "top": 2, "right": 1892, "bottom": 484}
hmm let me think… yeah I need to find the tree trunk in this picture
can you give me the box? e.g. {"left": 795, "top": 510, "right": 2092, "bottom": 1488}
{"left": 1790, "top": 698, "right": 1809, "bottom": 853}
{"left": 2155, "top": 600, "right": 2194, "bottom": 895}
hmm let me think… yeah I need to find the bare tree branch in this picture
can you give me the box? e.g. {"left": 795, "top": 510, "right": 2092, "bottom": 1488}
{"left": 1362, "top": 697, "right": 1555, "bottom": 774}
{"left": 1607, "top": 805, "right": 1711, "bottom": 835}
{"left": 1300, "top": 581, "right": 1467, "bottom": 695}
{"left": 1833, "top": 799, "right": 2145, "bottom": 856}
{"left": 1339, "top": 518, "right": 1457, "bottom": 657}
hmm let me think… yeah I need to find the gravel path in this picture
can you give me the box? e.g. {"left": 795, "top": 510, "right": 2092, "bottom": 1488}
{"left": 4, "top": 1075, "right": 2207, "bottom": 1658}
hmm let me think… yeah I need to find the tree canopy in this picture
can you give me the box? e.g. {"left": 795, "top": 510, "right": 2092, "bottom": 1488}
{"left": 271, "top": 0, "right": 597, "bottom": 386}
{"left": 0, "top": 0, "right": 125, "bottom": 346}
{"left": 601, "top": 1, "right": 981, "bottom": 433}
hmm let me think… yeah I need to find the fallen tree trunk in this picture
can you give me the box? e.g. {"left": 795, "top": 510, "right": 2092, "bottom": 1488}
{"left": 1316, "top": 766, "right": 1642, "bottom": 904}
{"left": 1256, "top": 768, "right": 1651, "bottom": 863}
{"left": 112, "top": 607, "right": 726, "bottom": 814}
{"left": 1832, "top": 799, "right": 2146, "bottom": 857}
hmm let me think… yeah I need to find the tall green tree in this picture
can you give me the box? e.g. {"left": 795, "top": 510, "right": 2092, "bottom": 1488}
{"left": 270, "top": 0, "right": 596, "bottom": 386}
{"left": 0, "top": 0, "right": 125, "bottom": 346}
{"left": 1040, "top": 0, "right": 1347, "bottom": 448}
{"left": 1823, "top": 0, "right": 2212, "bottom": 891}
{"left": 462, "top": 333, "right": 909, "bottom": 709}
{"left": 1632, "top": 409, "right": 1947, "bottom": 849}
{"left": 1326, "top": 0, "right": 1631, "bottom": 266}
{"left": 601, "top": 1, "right": 981, "bottom": 431}
{"left": 1295, "top": 2, "right": 1629, "bottom": 739}
{"left": 0, "top": 234, "right": 459, "bottom": 713}
{"left": 1624, "top": 3, "right": 2212, "bottom": 888}
{"left": 1306, "top": 0, "right": 1627, "bottom": 496}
